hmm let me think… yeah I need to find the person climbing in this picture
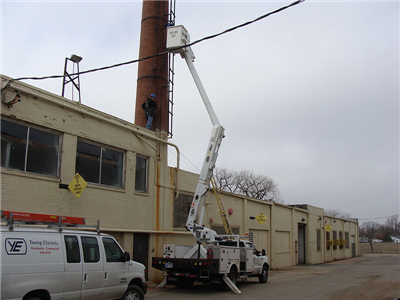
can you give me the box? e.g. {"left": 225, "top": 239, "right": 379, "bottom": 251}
{"left": 142, "top": 94, "right": 157, "bottom": 130}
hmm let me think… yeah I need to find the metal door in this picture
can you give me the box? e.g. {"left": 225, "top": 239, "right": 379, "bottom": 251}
{"left": 298, "top": 224, "right": 306, "bottom": 264}
{"left": 351, "top": 235, "right": 356, "bottom": 257}
{"left": 133, "top": 233, "right": 149, "bottom": 280}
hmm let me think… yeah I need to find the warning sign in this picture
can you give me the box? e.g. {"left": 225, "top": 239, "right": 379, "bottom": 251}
{"left": 68, "top": 173, "right": 87, "bottom": 199}
{"left": 256, "top": 212, "right": 268, "bottom": 225}
{"left": 324, "top": 224, "right": 332, "bottom": 232}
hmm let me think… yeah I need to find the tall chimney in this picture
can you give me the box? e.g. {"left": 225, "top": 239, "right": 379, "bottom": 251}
{"left": 135, "top": 0, "right": 169, "bottom": 133}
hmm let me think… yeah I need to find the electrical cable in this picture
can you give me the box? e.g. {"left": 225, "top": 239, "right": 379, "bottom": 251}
{"left": 1, "top": 0, "right": 305, "bottom": 95}
{"left": 358, "top": 214, "right": 400, "bottom": 221}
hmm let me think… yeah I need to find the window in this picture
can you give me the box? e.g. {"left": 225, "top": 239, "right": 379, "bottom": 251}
{"left": 64, "top": 235, "right": 80, "bottom": 263}
{"left": 135, "top": 155, "right": 148, "bottom": 192}
{"left": 345, "top": 232, "right": 350, "bottom": 249}
{"left": 103, "top": 237, "right": 124, "bottom": 262}
{"left": 339, "top": 231, "right": 343, "bottom": 249}
{"left": 1, "top": 119, "right": 60, "bottom": 176}
{"left": 76, "top": 140, "right": 123, "bottom": 187}
{"left": 317, "top": 229, "right": 321, "bottom": 252}
{"left": 81, "top": 236, "right": 100, "bottom": 263}
{"left": 173, "top": 194, "right": 192, "bottom": 228}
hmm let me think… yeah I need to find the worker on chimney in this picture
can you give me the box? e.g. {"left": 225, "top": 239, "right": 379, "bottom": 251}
{"left": 142, "top": 94, "right": 157, "bottom": 130}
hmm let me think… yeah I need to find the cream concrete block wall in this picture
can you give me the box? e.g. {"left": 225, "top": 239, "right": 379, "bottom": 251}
{"left": 306, "top": 206, "right": 325, "bottom": 265}
{"left": 1, "top": 75, "right": 161, "bottom": 233}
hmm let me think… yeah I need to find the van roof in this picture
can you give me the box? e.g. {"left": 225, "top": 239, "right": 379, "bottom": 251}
{"left": 0, "top": 225, "right": 111, "bottom": 237}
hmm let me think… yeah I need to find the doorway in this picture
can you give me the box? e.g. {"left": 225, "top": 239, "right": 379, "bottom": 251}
{"left": 133, "top": 233, "right": 149, "bottom": 280}
{"left": 298, "top": 224, "right": 306, "bottom": 264}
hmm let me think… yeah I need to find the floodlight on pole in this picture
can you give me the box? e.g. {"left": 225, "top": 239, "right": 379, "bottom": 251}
{"left": 70, "top": 54, "right": 83, "bottom": 63}
{"left": 62, "top": 54, "right": 83, "bottom": 103}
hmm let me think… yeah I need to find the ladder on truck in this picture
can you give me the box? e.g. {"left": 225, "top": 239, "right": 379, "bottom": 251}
{"left": 210, "top": 175, "right": 233, "bottom": 235}
{"left": 1, "top": 210, "right": 99, "bottom": 233}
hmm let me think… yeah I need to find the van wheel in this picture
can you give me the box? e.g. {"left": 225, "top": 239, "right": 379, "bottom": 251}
{"left": 25, "top": 298, "right": 42, "bottom": 300}
{"left": 122, "top": 285, "right": 144, "bottom": 300}
{"left": 258, "top": 264, "right": 269, "bottom": 283}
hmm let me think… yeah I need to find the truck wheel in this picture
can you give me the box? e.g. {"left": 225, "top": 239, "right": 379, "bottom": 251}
{"left": 122, "top": 285, "right": 144, "bottom": 300}
{"left": 221, "top": 267, "right": 238, "bottom": 291}
{"left": 258, "top": 264, "right": 269, "bottom": 283}
{"left": 228, "top": 268, "right": 238, "bottom": 286}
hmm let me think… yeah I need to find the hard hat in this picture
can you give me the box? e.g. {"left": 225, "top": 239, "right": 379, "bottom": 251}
{"left": 151, "top": 94, "right": 156, "bottom": 98}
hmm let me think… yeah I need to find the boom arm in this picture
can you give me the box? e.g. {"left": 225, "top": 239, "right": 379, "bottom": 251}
{"left": 167, "top": 26, "right": 225, "bottom": 243}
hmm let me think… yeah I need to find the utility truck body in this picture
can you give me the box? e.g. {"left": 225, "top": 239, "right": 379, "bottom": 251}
{"left": 152, "top": 236, "right": 269, "bottom": 290}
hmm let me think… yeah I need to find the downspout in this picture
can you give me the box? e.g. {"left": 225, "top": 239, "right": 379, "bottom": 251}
{"left": 9, "top": 82, "right": 181, "bottom": 199}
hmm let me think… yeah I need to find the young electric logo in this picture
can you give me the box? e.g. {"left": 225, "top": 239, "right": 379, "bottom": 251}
{"left": 5, "top": 238, "right": 27, "bottom": 255}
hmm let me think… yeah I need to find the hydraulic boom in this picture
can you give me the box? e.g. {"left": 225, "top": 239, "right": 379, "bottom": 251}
{"left": 167, "top": 25, "right": 225, "bottom": 244}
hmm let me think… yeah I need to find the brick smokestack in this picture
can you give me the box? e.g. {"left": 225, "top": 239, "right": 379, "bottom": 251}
{"left": 135, "top": 0, "right": 169, "bottom": 132}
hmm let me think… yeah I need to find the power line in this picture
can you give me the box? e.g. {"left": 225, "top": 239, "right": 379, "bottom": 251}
{"left": 168, "top": 146, "right": 201, "bottom": 173}
{"left": 358, "top": 214, "right": 400, "bottom": 221}
{"left": 1, "top": 0, "right": 305, "bottom": 93}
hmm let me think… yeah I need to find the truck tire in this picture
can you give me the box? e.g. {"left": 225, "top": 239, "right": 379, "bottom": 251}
{"left": 122, "top": 285, "right": 144, "bottom": 300}
{"left": 258, "top": 264, "right": 269, "bottom": 283}
{"left": 221, "top": 267, "right": 238, "bottom": 291}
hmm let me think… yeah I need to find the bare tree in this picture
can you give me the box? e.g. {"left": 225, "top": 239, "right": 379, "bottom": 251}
{"left": 380, "top": 215, "right": 400, "bottom": 242}
{"left": 214, "top": 168, "right": 284, "bottom": 203}
{"left": 385, "top": 215, "right": 400, "bottom": 236}
{"left": 324, "top": 209, "right": 351, "bottom": 219}
{"left": 359, "top": 221, "right": 381, "bottom": 253}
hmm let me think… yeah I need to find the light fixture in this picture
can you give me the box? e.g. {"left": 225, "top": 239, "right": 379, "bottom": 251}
{"left": 70, "top": 54, "right": 83, "bottom": 63}
{"left": 62, "top": 54, "right": 83, "bottom": 103}
{"left": 318, "top": 216, "right": 322, "bottom": 221}
{"left": 302, "top": 218, "right": 306, "bottom": 223}
{"left": 333, "top": 220, "right": 336, "bottom": 223}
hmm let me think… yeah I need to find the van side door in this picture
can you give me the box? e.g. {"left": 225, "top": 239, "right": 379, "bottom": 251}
{"left": 101, "top": 237, "right": 129, "bottom": 300}
{"left": 81, "top": 236, "right": 104, "bottom": 300}
{"left": 63, "top": 235, "right": 83, "bottom": 300}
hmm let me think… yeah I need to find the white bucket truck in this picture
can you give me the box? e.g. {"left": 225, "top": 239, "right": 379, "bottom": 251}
{"left": 1, "top": 210, "right": 147, "bottom": 300}
{"left": 152, "top": 26, "right": 269, "bottom": 294}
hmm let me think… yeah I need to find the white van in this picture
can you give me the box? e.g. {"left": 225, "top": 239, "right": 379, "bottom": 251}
{"left": 1, "top": 211, "right": 147, "bottom": 300}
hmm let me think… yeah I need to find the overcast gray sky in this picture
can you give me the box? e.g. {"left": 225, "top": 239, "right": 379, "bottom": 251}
{"left": 1, "top": 0, "right": 399, "bottom": 224}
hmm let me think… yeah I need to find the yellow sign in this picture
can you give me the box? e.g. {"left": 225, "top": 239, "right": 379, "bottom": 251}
{"left": 324, "top": 224, "right": 332, "bottom": 232}
{"left": 68, "top": 173, "right": 87, "bottom": 199}
{"left": 256, "top": 212, "right": 268, "bottom": 225}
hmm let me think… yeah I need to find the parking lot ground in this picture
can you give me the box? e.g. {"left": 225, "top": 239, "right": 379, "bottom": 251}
{"left": 145, "top": 254, "right": 400, "bottom": 300}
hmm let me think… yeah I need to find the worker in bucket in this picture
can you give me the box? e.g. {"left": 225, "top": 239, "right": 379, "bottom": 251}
{"left": 142, "top": 94, "right": 157, "bottom": 130}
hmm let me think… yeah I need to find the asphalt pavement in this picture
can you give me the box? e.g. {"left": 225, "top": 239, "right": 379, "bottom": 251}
{"left": 145, "top": 254, "right": 400, "bottom": 300}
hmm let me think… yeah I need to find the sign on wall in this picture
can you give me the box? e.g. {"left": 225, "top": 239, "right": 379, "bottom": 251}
{"left": 68, "top": 173, "right": 87, "bottom": 199}
{"left": 256, "top": 212, "right": 268, "bottom": 225}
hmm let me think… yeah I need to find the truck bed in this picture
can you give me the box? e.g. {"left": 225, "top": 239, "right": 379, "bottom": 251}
{"left": 152, "top": 257, "right": 220, "bottom": 279}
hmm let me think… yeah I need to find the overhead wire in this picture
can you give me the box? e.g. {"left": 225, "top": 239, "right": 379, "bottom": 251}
{"left": 358, "top": 214, "right": 400, "bottom": 221}
{"left": 1, "top": 0, "right": 305, "bottom": 93}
